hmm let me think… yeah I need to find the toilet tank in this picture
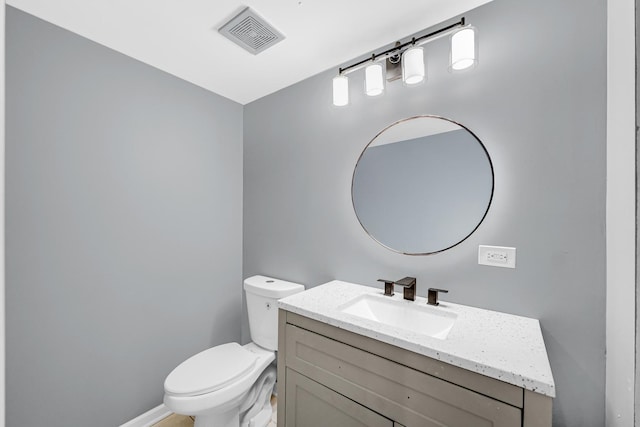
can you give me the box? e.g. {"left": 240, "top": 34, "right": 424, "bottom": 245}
{"left": 244, "top": 275, "right": 305, "bottom": 351}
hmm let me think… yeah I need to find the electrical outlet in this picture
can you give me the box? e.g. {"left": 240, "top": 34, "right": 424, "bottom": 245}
{"left": 486, "top": 251, "right": 508, "bottom": 263}
{"left": 478, "top": 245, "right": 516, "bottom": 268}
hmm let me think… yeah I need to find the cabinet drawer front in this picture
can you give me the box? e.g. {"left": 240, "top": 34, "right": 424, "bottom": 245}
{"left": 286, "top": 368, "right": 393, "bottom": 427}
{"left": 286, "top": 324, "right": 521, "bottom": 427}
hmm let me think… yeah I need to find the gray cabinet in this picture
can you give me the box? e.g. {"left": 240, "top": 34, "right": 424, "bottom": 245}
{"left": 278, "top": 309, "right": 552, "bottom": 427}
{"left": 285, "top": 369, "right": 393, "bottom": 427}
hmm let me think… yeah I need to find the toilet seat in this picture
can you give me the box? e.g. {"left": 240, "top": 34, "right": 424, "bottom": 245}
{"left": 165, "top": 343, "right": 257, "bottom": 397}
{"left": 164, "top": 342, "right": 276, "bottom": 420}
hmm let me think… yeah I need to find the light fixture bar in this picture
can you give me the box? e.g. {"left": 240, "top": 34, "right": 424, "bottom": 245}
{"left": 338, "top": 17, "right": 467, "bottom": 77}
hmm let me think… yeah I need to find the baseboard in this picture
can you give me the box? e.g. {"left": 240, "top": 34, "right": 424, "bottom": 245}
{"left": 120, "top": 404, "right": 172, "bottom": 427}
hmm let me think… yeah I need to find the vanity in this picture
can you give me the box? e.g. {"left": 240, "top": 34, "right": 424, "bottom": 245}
{"left": 277, "top": 281, "right": 555, "bottom": 427}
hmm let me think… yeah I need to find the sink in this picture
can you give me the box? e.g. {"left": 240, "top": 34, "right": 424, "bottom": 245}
{"left": 338, "top": 293, "right": 457, "bottom": 339}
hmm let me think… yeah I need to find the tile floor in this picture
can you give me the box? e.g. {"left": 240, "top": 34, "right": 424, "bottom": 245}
{"left": 152, "top": 395, "right": 277, "bottom": 427}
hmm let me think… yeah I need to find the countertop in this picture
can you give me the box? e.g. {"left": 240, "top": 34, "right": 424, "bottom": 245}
{"left": 278, "top": 280, "right": 555, "bottom": 397}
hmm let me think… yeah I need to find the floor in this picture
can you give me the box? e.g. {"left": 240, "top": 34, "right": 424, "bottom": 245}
{"left": 152, "top": 395, "right": 277, "bottom": 427}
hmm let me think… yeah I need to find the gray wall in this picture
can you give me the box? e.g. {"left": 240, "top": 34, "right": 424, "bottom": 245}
{"left": 6, "top": 7, "right": 243, "bottom": 427}
{"left": 244, "top": 0, "right": 606, "bottom": 426}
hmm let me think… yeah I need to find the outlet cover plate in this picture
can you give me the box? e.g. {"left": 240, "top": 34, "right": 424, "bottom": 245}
{"left": 478, "top": 245, "right": 516, "bottom": 268}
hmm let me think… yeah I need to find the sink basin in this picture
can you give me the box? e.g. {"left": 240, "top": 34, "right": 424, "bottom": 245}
{"left": 338, "top": 293, "right": 457, "bottom": 339}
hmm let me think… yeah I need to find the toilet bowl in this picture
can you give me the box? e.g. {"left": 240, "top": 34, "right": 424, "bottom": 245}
{"left": 163, "top": 276, "right": 305, "bottom": 427}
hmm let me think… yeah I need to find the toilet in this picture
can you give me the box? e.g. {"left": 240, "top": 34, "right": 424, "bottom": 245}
{"left": 163, "top": 275, "right": 305, "bottom": 427}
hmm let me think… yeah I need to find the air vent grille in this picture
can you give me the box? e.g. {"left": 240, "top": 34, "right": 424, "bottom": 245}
{"left": 219, "top": 7, "right": 285, "bottom": 55}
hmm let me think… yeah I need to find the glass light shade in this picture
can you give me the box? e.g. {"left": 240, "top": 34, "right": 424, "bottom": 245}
{"left": 402, "top": 46, "right": 425, "bottom": 85}
{"left": 450, "top": 27, "right": 477, "bottom": 71}
{"left": 332, "top": 75, "right": 349, "bottom": 106}
{"left": 365, "top": 63, "right": 384, "bottom": 96}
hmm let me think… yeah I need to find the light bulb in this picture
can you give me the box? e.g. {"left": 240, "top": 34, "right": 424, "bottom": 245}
{"left": 450, "top": 26, "right": 477, "bottom": 71}
{"left": 402, "top": 46, "right": 425, "bottom": 85}
{"left": 365, "top": 63, "right": 384, "bottom": 96}
{"left": 332, "top": 75, "right": 349, "bottom": 106}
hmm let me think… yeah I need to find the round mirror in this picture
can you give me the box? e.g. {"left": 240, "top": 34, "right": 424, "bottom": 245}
{"left": 352, "top": 115, "right": 494, "bottom": 255}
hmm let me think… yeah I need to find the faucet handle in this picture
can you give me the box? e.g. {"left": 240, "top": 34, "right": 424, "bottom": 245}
{"left": 427, "top": 288, "right": 448, "bottom": 306}
{"left": 377, "top": 279, "right": 395, "bottom": 296}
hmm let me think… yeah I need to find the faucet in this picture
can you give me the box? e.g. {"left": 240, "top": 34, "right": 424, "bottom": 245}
{"left": 378, "top": 277, "right": 417, "bottom": 301}
{"left": 427, "top": 288, "right": 448, "bottom": 306}
{"left": 377, "top": 279, "right": 395, "bottom": 297}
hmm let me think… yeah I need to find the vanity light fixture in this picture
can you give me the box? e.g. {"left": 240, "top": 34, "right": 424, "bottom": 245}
{"left": 332, "top": 17, "right": 475, "bottom": 106}
{"left": 450, "top": 26, "right": 477, "bottom": 71}
{"left": 332, "top": 75, "right": 349, "bottom": 106}
{"left": 365, "top": 62, "right": 385, "bottom": 96}
{"left": 402, "top": 46, "right": 425, "bottom": 85}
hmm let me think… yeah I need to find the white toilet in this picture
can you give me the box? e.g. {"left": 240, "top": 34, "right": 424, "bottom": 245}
{"left": 163, "top": 275, "right": 305, "bottom": 427}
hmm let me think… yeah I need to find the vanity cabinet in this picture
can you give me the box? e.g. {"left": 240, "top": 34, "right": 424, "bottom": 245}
{"left": 277, "top": 310, "right": 552, "bottom": 427}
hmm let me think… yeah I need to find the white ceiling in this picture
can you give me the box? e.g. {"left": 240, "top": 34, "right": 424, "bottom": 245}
{"left": 6, "top": 0, "right": 492, "bottom": 105}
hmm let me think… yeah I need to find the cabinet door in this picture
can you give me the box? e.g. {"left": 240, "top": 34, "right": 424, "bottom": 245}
{"left": 285, "top": 368, "right": 393, "bottom": 427}
{"left": 286, "top": 323, "right": 522, "bottom": 427}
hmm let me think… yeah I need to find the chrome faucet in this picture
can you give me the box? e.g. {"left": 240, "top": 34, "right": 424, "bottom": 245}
{"left": 379, "top": 277, "right": 417, "bottom": 301}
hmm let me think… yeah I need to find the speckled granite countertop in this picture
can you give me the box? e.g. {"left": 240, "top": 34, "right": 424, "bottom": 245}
{"left": 278, "top": 280, "right": 555, "bottom": 398}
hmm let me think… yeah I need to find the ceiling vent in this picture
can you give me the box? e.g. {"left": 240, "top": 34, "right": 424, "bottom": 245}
{"left": 219, "top": 7, "right": 285, "bottom": 55}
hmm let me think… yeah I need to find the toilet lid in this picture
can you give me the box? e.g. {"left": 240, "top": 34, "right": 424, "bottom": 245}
{"left": 164, "top": 343, "right": 257, "bottom": 397}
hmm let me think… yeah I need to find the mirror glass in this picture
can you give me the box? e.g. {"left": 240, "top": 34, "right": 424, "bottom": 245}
{"left": 352, "top": 115, "right": 494, "bottom": 255}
